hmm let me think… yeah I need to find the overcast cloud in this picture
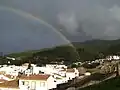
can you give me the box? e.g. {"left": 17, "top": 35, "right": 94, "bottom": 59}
{"left": 1, "top": 0, "right": 120, "bottom": 39}
{"left": 1, "top": 0, "right": 120, "bottom": 53}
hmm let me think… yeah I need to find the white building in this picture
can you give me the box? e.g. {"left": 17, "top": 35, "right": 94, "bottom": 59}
{"left": 46, "top": 64, "right": 67, "bottom": 69}
{"left": 6, "top": 57, "right": 16, "bottom": 60}
{"left": 106, "top": 55, "right": 120, "bottom": 60}
{"left": 0, "top": 67, "right": 19, "bottom": 76}
{"left": 66, "top": 68, "right": 79, "bottom": 80}
{"left": 19, "top": 74, "right": 56, "bottom": 90}
{"left": 58, "top": 69, "right": 66, "bottom": 77}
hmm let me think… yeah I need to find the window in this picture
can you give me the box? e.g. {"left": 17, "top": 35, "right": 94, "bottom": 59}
{"left": 25, "top": 81, "right": 29, "bottom": 86}
{"left": 40, "top": 82, "right": 45, "bottom": 87}
{"left": 22, "top": 81, "right": 25, "bottom": 85}
{"left": 31, "top": 81, "right": 36, "bottom": 89}
{"left": 69, "top": 77, "right": 70, "bottom": 80}
{"left": 54, "top": 80, "right": 56, "bottom": 82}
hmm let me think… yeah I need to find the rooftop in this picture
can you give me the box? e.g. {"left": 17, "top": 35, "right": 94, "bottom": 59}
{"left": 20, "top": 74, "right": 50, "bottom": 80}
{"left": 0, "top": 80, "right": 19, "bottom": 89}
{"left": 66, "top": 69, "right": 75, "bottom": 72}
{"left": 0, "top": 79, "right": 8, "bottom": 83}
{"left": 4, "top": 74, "right": 15, "bottom": 79}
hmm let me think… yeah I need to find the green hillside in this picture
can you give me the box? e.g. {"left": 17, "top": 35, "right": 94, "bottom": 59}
{"left": 5, "top": 45, "right": 80, "bottom": 65}
{"left": 73, "top": 39, "right": 120, "bottom": 61}
{"left": 73, "top": 39, "right": 120, "bottom": 54}
{"left": 5, "top": 39, "right": 120, "bottom": 65}
{"left": 79, "top": 77, "right": 120, "bottom": 90}
{"left": 7, "top": 48, "right": 51, "bottom": 58}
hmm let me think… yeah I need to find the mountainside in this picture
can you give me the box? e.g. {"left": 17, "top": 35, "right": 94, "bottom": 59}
{"left": 73, "top": 39, "right": 120, "bottom": 61}
{"left": 4, "top": 39, "right": 120, "bottom": 65}
{"left": 5, "top": 45, "right": 80, "bottom": 65}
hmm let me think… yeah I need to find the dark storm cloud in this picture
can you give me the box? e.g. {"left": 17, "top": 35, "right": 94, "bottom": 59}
{"left": 0, "top": 7, "right": 70, "bottom": 53}
{"left": 1, "top": 0, "right": 120, "bottom": 45}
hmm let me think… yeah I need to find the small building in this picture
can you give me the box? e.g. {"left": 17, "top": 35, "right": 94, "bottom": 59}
{"left": 6, "top": 57, "right": 16, "bottom": 60}
{"left": 106, "top": 55, "right": 120, "bottom": 60}
{"left": 19, "top": 74, "right": 56, "bottom": 90}
{"left": 0, "top": 67, "right": 19, "bottom": 76}
{"left": 59, "top": 69, "right": 66, "bottom": 77}
{"left": 66, "top": 68, "right": 79, "bottom": 80}
{"left": 77, "top": 67, "right": 86, "bottom": 75}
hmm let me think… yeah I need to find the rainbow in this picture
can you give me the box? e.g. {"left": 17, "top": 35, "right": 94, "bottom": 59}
{"left": 0, "top": 6, "right": 71, "bottom": 44}
{"left": 0, "top": 6, "right": 80, "bottom": 59}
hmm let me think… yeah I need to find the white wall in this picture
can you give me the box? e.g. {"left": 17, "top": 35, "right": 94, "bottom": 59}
{"left": 47, "top": 76, "right": 56, "bottom": 89}
{"left": 107, "top": 55, "right": 120, "bottom": 60}
{"left": 19, "top": 76, "right": 56, "bottom": 90}
{"left": 66, "top": 73, "right": 75, "bottom": 80}
{"left": 19, "top": 80, "right": 48, "bottom": 90}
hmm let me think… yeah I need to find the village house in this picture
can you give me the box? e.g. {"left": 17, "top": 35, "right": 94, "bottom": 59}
{"left": 29, "top": 64, "right": 66, "bottom": 75}
{"left": 66, "top": 68, "right": 79, "bottom": 80}
{"left": 46, "top": 64, "right": 67, "bottom": 70}
{"left": 22, "top": 63, "right": 29, "bottom": 69}
{"left": 58, "top": 69, "right": 66, "bottom": 77}
{"left": 19, "top": 74, "right": 56, "bottom": 90}
{"left": 0, "top": 63, "right": 81, "bottom": 90}
{"left": 0, "top": 66, "right": 20, "bottom": 77}
{"left": 6, "top": 57, "right": 16, "bottom": 60}
{"left": 106, "top": 55, "right": 120, "bottom": 60}
{"left": 53, "top": 73, "right": 67, "bottom": 85}
{"left": 32, "top": 66, "right": 57, "bottom": 75}
{"left": 77, "top": 67, "right": 86, "bottom": 75}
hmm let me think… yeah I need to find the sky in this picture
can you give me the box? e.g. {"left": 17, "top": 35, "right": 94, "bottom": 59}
{"left": 1, "top": 0, "right": 120, "bottom": 53}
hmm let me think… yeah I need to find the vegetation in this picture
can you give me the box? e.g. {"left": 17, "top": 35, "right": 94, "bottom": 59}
{"left": 0, "top": 39, "right": 120, "bottom": 65}
{"left": 73, "top": 39, "right": 120, "bottom": 61}
{"left": 7, "top": 49, "right": 50, "bottom": 58}
{"left": 0, "top": 45, "right": 80, "bottom": 66}
{"left": 82, "top": 63, "right": 100, "bottom": 69}
{"left": 79, "top": 77, "right": 120, "bottom": 90}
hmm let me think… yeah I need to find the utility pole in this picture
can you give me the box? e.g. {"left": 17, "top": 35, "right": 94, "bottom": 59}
{"left": 116, "top": 62, "right": 120, "bottom": 76}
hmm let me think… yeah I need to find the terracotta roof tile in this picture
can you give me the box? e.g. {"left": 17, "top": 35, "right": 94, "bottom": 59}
{"left": 0, "top": 79, "right": 8, "bottom": 83}
{"left": 20, "top": 74, "right": 50, "bottom": 80}
{"left": 66, "top": 69, "right": 75, "bottom": 72}
{"left": 0, "top": 71, "right": 5, "bottom": 75}
{"left": 5, "top": 75, "right": 15, "bottom": 79}
{"left": 0, "top": 80, "right": 19, "bottom": 89}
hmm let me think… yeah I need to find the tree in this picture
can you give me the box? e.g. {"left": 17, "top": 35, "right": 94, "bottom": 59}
{"left": 95, "top": 52, "right": 105, "bottom": 59}
{"left": 71, "top": 64, "right": 77, "bottom": 68}
{"left": 28, "top": 60, "right": 31, "bottom": 69}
